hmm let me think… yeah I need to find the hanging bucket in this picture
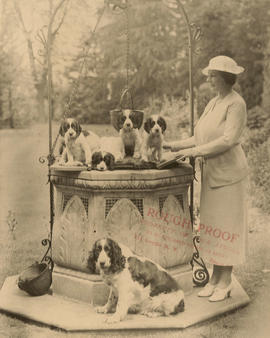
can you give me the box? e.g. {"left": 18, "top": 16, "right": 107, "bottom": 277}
{"left": 110, "top": 88, "right": 144, "bottom": 131}
{"left": 17, "top": 261, "right": 53, "bottom": 296}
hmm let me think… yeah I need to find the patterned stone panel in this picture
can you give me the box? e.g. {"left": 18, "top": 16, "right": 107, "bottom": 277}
{"left": 158, "top": 194, "right": 193, "bottom": 268}
{"left": 53, "top": 195, "right": 89, "bottom": 271}
{"left": 105, "top": 198, "right": 145, "bottom": 256}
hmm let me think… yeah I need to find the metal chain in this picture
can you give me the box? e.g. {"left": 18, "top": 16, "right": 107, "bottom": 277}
{"left": 63, "top": 4, "right": 107, "bottom": 118}
{"left": 125, "top": 0, "right": 130, "bottom": 90}
{"left": 48, "top": 3, "right": 107, "bottom": 161}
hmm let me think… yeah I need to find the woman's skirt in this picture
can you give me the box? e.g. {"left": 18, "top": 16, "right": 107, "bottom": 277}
{"left": 198, "top": 165, "right": 248, "bottom": 266}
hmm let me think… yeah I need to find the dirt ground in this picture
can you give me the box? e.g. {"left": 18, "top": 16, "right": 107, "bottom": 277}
{"left": 0, "top": 124, "right": 270, "bottom": 338}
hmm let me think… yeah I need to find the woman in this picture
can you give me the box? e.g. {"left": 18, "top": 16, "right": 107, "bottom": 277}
{"left": 164, "top": 55, "right": 249, "bottom": 302}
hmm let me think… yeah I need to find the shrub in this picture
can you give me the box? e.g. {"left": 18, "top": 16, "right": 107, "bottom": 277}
{"left": 243, "top": 114, "right": 270, "bottom": 154}
{"left": 145, "top": 95, "right": 192, "bottom": 141}
{"left": 247, "top": 140, "right": 270, "bottom": 213}
{"left": 247, "top": 105, "right": 268, "bottom": 130}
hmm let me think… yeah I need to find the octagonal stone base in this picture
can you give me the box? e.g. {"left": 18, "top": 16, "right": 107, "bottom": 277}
{"left": 0, "top": 274, "right": 250, "bottom": 331}
{"left": 52, "top": 262, "right": 193, "bottom": 306}
{"left": 50, "top": 164, "right": 194, "bottom": 301}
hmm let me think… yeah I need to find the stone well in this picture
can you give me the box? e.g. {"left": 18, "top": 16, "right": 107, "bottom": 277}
{"left": 50, "top": 164, "right": 194, "bottom": 305}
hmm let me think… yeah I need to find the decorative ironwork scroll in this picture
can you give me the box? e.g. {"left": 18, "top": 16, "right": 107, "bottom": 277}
{"left": 163, "top": 0, "right": 209, "bottom": 285}
{"left": 190, "top": 235, "right": 209, "bottom": 287}
{"left": 39, "top": 1, "right": 108, "bottom": 269}
{"left": 41, "top": 238, "right": 54, "bottom": 271}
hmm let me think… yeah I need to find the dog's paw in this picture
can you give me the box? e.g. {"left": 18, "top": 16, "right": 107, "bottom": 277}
{"left": 115, "top": 154, "right": 123, "bottom": 162}
{"left": 141, "top": 155, "right": 148, "bottom": 162}
{"left": 142, "top": 311, "right": 161, "bottom": 318}
{"left": 74, "top": 160, "right": 84, "bottom": 166}
{"left": 105, "top": 313, "right": 122, "bottom": 324}
{"left": 133, "top": 152, "right": 141, "bottom": 159}
{"left": 128, "top": 304, "right": 141, "bottom": 314}
{"left": 66, "top": 160, "right": 83, "bottom": 166}
{"left": 96, "top": 305, "right": 109, "bottom": 314}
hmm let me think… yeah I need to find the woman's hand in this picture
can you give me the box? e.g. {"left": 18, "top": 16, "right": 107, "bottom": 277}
{"left": 163, "top": 141, "right": 172, "bottom": 150}
{"left": 163, "top": 142, "right": 180, "bottom": 152}
{"left": 162, "top": 142, "right": 171, "bottom": 150}
{"left": 175, "top": 148, "right": 196, "bottom": 163}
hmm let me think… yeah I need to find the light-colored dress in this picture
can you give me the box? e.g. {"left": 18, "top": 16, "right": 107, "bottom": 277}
{"left": 173, "top": 90, "right": 249, "bottom": 265}
{"left": 195, "top": 90, "right": 249, "bottom": 265}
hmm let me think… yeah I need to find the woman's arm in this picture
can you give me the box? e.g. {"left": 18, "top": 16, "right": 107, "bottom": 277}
{"left": 194, "top": 100, "right": 246, "bottom": 157}
{"left": 163, "top": 136, "right": 195, "bottom": 151}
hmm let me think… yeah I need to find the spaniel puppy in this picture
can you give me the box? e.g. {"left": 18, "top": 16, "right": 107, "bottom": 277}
{"left": 57, "top": 118, "right": 99, "bottom": 166}
{"left": 141, "top": 115, "right": 167, "bottom": 162}
{"left": 91, "top": 151, "right": 115, "bottom": 171}
{"left": 87, "top": 238, "right": 185, "bottom": 323}
{"left": 111, "top": 109, "right": 144, "bottom": 159}
{"left": 91, "top": 136, "right": 124, "bottom": 171}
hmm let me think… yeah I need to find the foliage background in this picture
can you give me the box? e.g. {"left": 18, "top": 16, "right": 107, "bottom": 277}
{"left": 1, "top": 2, "right": 270, "bottom": 335}
{"left": 0, "top": 0, "right": 270, "bottom": 212}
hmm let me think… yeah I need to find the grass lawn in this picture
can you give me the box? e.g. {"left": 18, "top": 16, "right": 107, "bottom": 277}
{"left": 0, "top": 123, "right": 270, "bottom": 338}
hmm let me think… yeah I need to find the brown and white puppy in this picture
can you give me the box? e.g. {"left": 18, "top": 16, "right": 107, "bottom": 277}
{"left": 91, "top": 151, "right": 115, "bottom": 171}
{"left": 141, "top": 115, "right": 167, "bottom": 162}
{"left": 112, "top": 109, "right": 144, "bottom": 159}
{"left": 87, "top": 238, "right": 185, "bottom": 323}
{"left": 57, "top": 118, "right": 99, "bottom": 166}
{"left": 91, "top": 136, "right": 124, "bottom": 171}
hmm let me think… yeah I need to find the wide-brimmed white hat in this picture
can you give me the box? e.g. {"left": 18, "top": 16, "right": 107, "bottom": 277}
{"left": 202, "top": 55, "right": 244, "bottom": 75}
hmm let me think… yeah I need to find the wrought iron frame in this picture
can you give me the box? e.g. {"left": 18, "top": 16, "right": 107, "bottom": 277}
{"left": 41, "top": 0, "right": 209, "bottom": 286}
{"left": 38, "top": 1, "right": 108, "bottom": 270}
{"left": 162, "top": 0, "right": 209, "bottom": 286}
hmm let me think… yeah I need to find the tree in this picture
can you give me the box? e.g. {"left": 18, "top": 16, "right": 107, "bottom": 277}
{"left": 189, "top": 0, "right": 270, "bottom": 109}
{"left": 262, "top": 25, "right": 270, "bottom": 116}
{"left": 58, "top": 0, "right": 270, "bottom": 123}
{"left": 13, "top": 0, "right": 70, "bottom": 121}
{"left": 62, "top": 0, "right": 189, "bottom": 123}
{"left": 0, "top": 0, "right": 23, "bottom": 127}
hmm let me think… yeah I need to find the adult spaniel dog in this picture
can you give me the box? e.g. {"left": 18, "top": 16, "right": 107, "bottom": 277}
{"left": 87, "top": 238, "right": 185, "bottom": 323}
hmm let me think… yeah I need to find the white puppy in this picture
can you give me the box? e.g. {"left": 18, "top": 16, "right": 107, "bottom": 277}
{"left": 111, "top": 109, "right": 144, "bottom": 159}
{"left": 58, "top": 118, "right": 99, "bottom": 166}
{"left": 99, "top": 136, "right": 123, "bottom": 162}
{"left": 141, "top": 115, "right": 167, "bottom": 162}
{"left": 91, "top": 137, "right": 123, "bottom": 171}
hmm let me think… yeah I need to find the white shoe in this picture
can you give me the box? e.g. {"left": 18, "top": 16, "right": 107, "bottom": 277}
{"left": 208, "top": 283, "right": 233, "bottom": 302}
{"left": 197, "top": 283, "right": 217, "bottom": 297}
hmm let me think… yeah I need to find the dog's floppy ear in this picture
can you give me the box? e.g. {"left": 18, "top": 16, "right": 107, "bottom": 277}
{"left": 158, "top": 116, "right": 167, "bottom": 133}
{"left": 144, "top": 118, "right": 152, "bottom": 134}
{"left": 87, "top": 242, "right": 98, "bottom": 274}
{"left": 107, "top": 238, "right": 126, "bottom": 273}
{"left": 59, "top": 121, "right": 68, "bottom": 137}
{"left": 91, "top": 152, "right": 102, "bottom": 166}
{"left": 104, "top": 153, "right": 115, "bottom": 170}
{"left": 130, "top": 110, "right": 144, "bottom": 129}
{"left": 74, "top": 120, "right": 82, "bottom": 135}
{"left": 110, "top": 110, "right": 123, "bottom": 132}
